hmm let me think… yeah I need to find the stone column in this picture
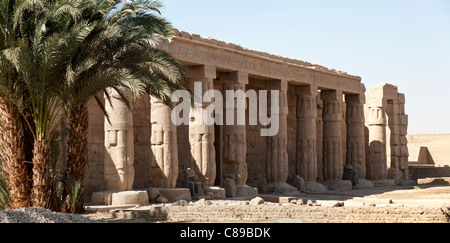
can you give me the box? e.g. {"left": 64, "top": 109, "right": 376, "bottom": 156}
{"left": 265, "top": 80, "right": 297, "bottom": 194}
{"left": 345, "top": 94, "right": 366, "bottom": 179}
{"left": 104, "top": 87, "right": 135, "bottom": 191}
{"left": 316, "top": 95, "right": 324, "bottom": 181}
{"left": 186, "top": 65, "right": 217, "bottom": 186}
{"left": 367, "top": 101, "right": 387, "bottom": 180}
{"left": 221, "top": 72, "right": 248, "bottom": 185}
{"left": 398, "top": 94, "right": 409, "bottom": 180}
{"left": 321, "top": 90, "right": 344, "bottom": 181}
{"left": 150, "top": 97, "right": 179, "bottom": 188}
{"left": 295, "top": 85, "right": 318, "bottom": 182}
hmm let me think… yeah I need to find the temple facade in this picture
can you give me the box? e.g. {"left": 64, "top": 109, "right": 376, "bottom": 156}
{"left": 84, "top": 30, "right": 410, "bottom": 202}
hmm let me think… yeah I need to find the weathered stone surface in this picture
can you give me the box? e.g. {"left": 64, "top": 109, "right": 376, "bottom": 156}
{"left": 321, "top": 180, "right": 353, "bottom": 191}
{"left": 203, "top": 186, "right": 226, "bottom": 199}
{"left": 373, "top": 179, "right": 396, "bottom": 187}
{"left": 305, "top": 182, "right": 327, "bottom": 193}
{"left": 104, "top": 88, "right": 135, "bottom": 192}
{"left": 155, "top": 195, "right": 169, "bottom": 203}
{"left": 91, "top": 191, "right": 114, "bottom": 205}
{"left": 150, "top": 97, "right": 179, "bottom": 188}
{"left": 111, "top": 191, "right": 149, "bottom": 206}
{"left": 294, "top": 175, "right": 305, "bottom": 192}
{"left": 147, "top": 188, "right": 161, "bottom": 202}
{"left": 418, "top": 177, "right": 450, "bottom": 186}
{"left": 250, "top": 197, "right": 265, "bottom": 206}
{"left": 224, "top": 178, "right": 236, "bottom": 197}
{"left": 158, "top": 188, "right": 192, "bottom": 202}
{"left": 235, "top": 185, "right": 258, "bottom": 197}
{"left": 356, "top": 179, "right": 375, "bottom": 189}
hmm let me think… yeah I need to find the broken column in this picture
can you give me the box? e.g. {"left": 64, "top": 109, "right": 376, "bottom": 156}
{"left": 345, "top": 94, "right": 366, "bottom": 179}
{"left": 264, "top": 80, "right": 297, "bottom": 194}
{"left": 366, "top": 102, "right": 387, "bottom": 180}
{"left": 186, "top": 65, "right": 217, "bottom": 187}
{"left": 150, "top": 96, "right": 179, "bottom": 188}
{"left": 104, "top": 87, "right": 135, "bottom": 191}
{"left": 397, "top": 93, "right": 410, "bottom": 180}
{"left": 221, "top": 72, "right": 257, "bottom": 197}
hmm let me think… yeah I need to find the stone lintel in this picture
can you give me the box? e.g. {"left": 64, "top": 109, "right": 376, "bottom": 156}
{"left": 186, "top": 65, "right": 217, "bottom": 79}
{"left": 366, "top": 96, "right": 384, "bottom": 108}
{"left": 294, "top": 84, "right": 318, "bottom": 97}
{"left": 321, "top": 90, "right": 343, "bottom": 101}
{"left": 345, "top": 93, "right": 366, "bottom": 104}
{"left": 220, "top": 71, "right": 249, "bottom": 85}
{"left": 270, "top": 80, "right": 288, "bottom": 92}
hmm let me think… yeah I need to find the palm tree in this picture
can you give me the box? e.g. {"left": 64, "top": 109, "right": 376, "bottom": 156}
{"left": 0, "top": 0, "right": 186, "bottom": 211}
{"left": 12, "top": 0, "right": 83, "bottom": 208}
{"left": 0, "top": 0, "right": 38, "bottom": 209}
{"left": 62, "top": 0, "right": 186, "bottom": 212}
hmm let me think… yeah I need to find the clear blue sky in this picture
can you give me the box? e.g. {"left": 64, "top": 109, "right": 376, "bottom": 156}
{"left": 161, "top": 0, "right": 450, "bottom": 135}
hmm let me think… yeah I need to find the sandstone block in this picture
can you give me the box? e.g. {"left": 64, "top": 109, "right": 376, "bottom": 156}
{"left": 111, "top": 190, "right": 149, "bottom": 206}
{"left": 158, "top": 188, "right": 192, "bottom": 202}
{"left": 91, "top": 191, "right": 114, "bottom": 205}
{"left": 236, "top": 185, "right": 258, "bottom": 197}
{"left": 147, "top": 188, "right": 162, "bottom": 202}
{"left": 356, "top": 179, "right": 375, "bottom": 189}
{"left": 203, "top": 186, "right": 226, "bottom": 199}
{"left": 320, "top": 180, "right": 353, "bottom": 190}
{"left": 250, "top": 197, "right": 264, "bottom": 206}
{"left": 305, "top": 182, "right": 327, "bottom": 193}
{"left": 224, "top": 178, "right": 236, "bottom": 197}
{"left": 373, "top": 179, "right": 396, "bottom": 187}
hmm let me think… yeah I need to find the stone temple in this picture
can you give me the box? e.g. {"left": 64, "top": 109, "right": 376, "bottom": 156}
{"left": 86, "top": 30, "right": 411, "bottom": 205}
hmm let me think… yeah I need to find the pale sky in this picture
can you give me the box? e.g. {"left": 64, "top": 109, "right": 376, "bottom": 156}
{"left": 161, "top": 0, "right": 450, "bottom": 135}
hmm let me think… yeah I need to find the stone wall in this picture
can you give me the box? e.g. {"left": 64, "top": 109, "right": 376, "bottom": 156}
{"left": 119, "top": 204, "right": 450, "bottom": 223}
{"left": 408, "top": 134, "right": 450, "bottom": 166}
{"left": 409, "top": 165, "right": 450, "bottom": 181}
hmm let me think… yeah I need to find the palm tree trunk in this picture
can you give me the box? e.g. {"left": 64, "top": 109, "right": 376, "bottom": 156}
{"left": 0, "top": 101, "right": 31, "bottom": 209}
{"left": 66, "top": 104, "right": 88, "bottom": 212}
{"left": 31, "top": 139, "right": 52, "bottom": 209}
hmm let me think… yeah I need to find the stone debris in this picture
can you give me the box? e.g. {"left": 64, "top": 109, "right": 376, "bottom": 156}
{"left": 0, "top": 207, "right": 100, "bottom": 223}
{"left": 250, "top": 197, "right": 265, "bottom": 206}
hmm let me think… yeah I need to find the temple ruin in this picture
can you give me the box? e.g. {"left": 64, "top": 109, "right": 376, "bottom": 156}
{"left": 86, "top": 30, "right": 412, "bottom": 204}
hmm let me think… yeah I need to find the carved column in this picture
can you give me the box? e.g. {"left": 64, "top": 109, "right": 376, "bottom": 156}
{"left": 321, "top": 90, "right": 344, "bottom": 181}
{"left": 187, "top": 65, "right": 217, "bottom": 186}
{"left": 265, "top": 80, "right": 297, "bottom": 194}
{"left": 150, "top": 97, "right": 179, "bottom": 188}
{"left": 104, "top": 87, "right": 135, "bottom": 191}
{"left": 221, "top": 72, "right": 248, "bottom": 186}
{"left": 367, "top": 102, "right": 387, "bottom": 180}
{"left": 295, "top": 85, "right": 318, "bottom": 183}
{"left": 345, "top": 94, "right": 366, "bottom": 179}
{"left": 316, "top": 95, "right": 324, "bottom": 181}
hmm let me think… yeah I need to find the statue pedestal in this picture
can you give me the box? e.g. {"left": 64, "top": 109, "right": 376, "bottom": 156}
{"left": 91, "top": 190, "right": 149, "bottom": 206}
{"left": 157, "top": 188, "right": 192, "bottom": 202}
{"left": 320, "top": 180, "right": 353, "bottom": 191}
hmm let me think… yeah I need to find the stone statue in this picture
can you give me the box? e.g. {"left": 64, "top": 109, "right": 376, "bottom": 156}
{"left": 104, "top": 88, "right": 135, "bottom": 191}
{"left": 150, "top": 96, "right": 179, "bottom": 188}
